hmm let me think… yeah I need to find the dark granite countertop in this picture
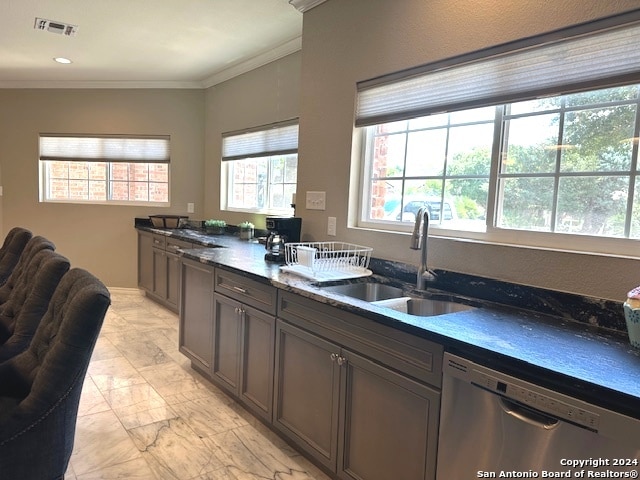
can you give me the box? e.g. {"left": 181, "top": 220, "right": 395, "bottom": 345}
{"left": 137, "top": 225, "right": 640, "bottom": 420}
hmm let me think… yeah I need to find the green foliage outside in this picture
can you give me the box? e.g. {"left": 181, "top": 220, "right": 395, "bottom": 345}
{"left": 419, "top": 85, "right": 640, "bottom": 237}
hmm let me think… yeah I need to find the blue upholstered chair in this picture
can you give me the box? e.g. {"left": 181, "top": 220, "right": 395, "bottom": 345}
{"left": 0, "top": 227, "right": 33, "bottom": 287}
{"left": 0, "top": 235, "right": 56, "bottom": 305}
{"left": 0, "top": 249, "right": 70, "bottom": 362}
{"left": 0, "top": 268, "right": 111, "bottom": 479}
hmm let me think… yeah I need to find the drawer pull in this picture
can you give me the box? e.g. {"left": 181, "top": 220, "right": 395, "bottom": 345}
{"left": 232, "top": 286, "right": 248, "bottom": 294}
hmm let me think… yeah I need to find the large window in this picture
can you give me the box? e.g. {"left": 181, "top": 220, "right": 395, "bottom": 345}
{"left": 39, "top": 135, "right": 170, "bottom": 205}
{"left": 222, "top": 120, "right": 298, "bottom": 214}
{"left": 356, "top": 13, "right": 640, "bottom": 255}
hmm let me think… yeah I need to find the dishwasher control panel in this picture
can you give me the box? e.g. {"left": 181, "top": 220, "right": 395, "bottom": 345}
{"left": 445, "top": 353, "right": 600, "bottom": 431}
{"left": 474, "top": 370, "right": 600, "bottom": 430}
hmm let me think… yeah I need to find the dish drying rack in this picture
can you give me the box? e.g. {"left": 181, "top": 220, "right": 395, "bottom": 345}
{"left": 280, "top": 242, "right": 373, "bottom": 281}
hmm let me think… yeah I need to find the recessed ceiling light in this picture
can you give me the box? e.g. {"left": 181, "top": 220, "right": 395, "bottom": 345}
{"left": 54, "top": 57, "right": 72, "bottom": 64}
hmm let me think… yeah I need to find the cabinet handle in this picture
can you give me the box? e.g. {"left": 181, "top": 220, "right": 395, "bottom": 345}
{"left": 330, "top": 353, "right": 339, "bottom": 362}
{"left": 232, "top": 286, "right": 248, "bottom": 294}
{"left": 337, "top": 356, "right": 347, "bottom": 366}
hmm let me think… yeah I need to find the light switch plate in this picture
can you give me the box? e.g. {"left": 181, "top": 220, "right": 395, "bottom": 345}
{"left": 306, "top": 191, "right": 326, "bottom": 210}
{"left": 328, "top": 216, "right": 337, "bottom": 236}
{"left": 187, "top": 203, "right": 195, "bottom": 213}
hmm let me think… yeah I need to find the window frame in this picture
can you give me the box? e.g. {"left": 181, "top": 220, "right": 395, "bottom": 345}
{"left": 221, "top": 119, "right": 298, "bottom": 215}
{"left": 356, "top": 89, "right": 640, "bottom": 259}
{"left": 38, "top": 134, "right": 171, "bottom": 206}
{"left": 353, "top": 12, "right": 640, "bottom": 258}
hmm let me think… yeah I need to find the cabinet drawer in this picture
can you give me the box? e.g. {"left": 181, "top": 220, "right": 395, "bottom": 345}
{"left": 278, "top": 292, "right": 443, "bottom": 388}
{"left": 214, "top": 268, "right": 277, "bottom": 315}
{"left": 166, "top": 238, "right": 192, "bottom": 253}
{"left": 152, "top": 235, "right": 166, "bottom": 249}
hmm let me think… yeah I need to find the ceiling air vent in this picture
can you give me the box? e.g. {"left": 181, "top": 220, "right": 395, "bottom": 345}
{"left": 34, "top": 17, "right": 78, "bottom": 37}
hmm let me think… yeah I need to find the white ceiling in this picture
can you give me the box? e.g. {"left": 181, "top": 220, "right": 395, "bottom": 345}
{"left": 0, "top": 0, "right": 303, "bottom": 88}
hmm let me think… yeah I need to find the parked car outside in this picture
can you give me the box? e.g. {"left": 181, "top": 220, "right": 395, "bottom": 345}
{"left": 389, "top": 197, "right": 457, "bottom": 223}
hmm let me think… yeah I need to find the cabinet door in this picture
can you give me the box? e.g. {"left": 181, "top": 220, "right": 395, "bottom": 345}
{"left": 212, "top": 293, "right": 242, "bottom": 393}
{"left": 137, "top": 231, "right": 154, "bottom": 292}
{"left": 240, "top": 305, "right": 275, "bottom": 422}
{"left": 179, "top": 259, "right": 214, "bottom": 373}
{"left": 165, "top": 251, "right": 181, "bottom": 310}
{"left": 152, "top": 247, "right": 167, "bottom": 299}
{"left": 273, "top": 320, "right": 340, "bottom": 471}
{"left": 338, "top": 351, "right": 440, "bottom": 480}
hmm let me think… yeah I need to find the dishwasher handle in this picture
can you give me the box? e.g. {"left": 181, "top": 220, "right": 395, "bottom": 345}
{"left": 499, "top": 397, "right": 560, "bottom": 430}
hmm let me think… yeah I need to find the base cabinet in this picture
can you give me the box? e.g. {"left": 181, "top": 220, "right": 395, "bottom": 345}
{"left": 274, "top": 320, "right": 439, "bottom": 479}
{"left": 274, "top": 320, "right": 341, "bottom": 470}
{"left": 338, "top": 350, "right": 439, "bottom": 480}
{"left": 211, "top": 268, "right": 277, "bottom": 421}
{"left": 138, "top": 231, "right": 191, "bottom": 313}
{"left": 138, "top": 230, "right": 154, "bottom": 292}
{"left": 179, "top": 258, "right": 215, "bottom": 373}
{"left": 212, "top": 293, "right": 275, "bottom": 421}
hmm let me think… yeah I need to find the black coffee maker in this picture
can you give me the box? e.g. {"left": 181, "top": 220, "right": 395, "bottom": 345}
{"left": 265, "top": 216, "right": 302, "bottom": 263}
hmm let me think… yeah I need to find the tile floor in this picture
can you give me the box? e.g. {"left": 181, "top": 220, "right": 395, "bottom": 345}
{"left": 65, "top": 288, "right": 331, "bottom": 480}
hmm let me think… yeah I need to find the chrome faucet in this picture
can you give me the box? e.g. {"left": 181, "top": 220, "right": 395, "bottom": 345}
{"left": 410, "top": 207, "right": 435, "bottom": 290}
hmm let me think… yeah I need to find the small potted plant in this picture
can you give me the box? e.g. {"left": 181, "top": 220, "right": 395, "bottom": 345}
{"left": 204, "top": 219, "right": 226, "bottom": 235}
{"left": 237, "top": 221, "right": 254, "bottom": 240}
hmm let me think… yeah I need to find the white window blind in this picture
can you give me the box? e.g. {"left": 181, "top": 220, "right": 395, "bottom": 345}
{"left": 39, "top": 135, "right": 170, "bottom": 163}
{"left": 356, "top": 13, "right": 640, "bottom": 126}
{"left": 222, "top": 120, "right": 299, "bottom": 161}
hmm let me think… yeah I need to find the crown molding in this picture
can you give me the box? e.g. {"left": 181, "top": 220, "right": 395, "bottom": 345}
{"left": 201, "top": 36, "right": 302, "bottom": 88}
{"left": 288, "top": 0, "right": 328, "bottom": 13}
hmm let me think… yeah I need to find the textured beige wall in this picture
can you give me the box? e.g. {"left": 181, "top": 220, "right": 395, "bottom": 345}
{"left": 204, "top": 52, "right": 301, "bottom": 229}
{"left": 0, "top": 89, "right": 205, "bottom": 288}
{"left": 296, "top": 0, "right": 640, "bottom": 300}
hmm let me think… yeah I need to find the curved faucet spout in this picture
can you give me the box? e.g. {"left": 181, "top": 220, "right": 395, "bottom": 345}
{"left": 410, "top": 207, "right": 431, "bottom": 290}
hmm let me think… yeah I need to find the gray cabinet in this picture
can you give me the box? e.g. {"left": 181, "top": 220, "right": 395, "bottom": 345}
{"left": 274, "top": 320, "right": 340, "bottom": 470}
{"left": 137, "top": 230, "right": 154, "bottom": 292}
{"left": 138, "top": 231, "right": 192, "bottom": 312}
{"left": 212, "top": 269, "right": 276, "bottom": 421}
{"left": 338, "top": 350, "right": 439, "bottom": 480}
{"left": 275, "top": 291, "right": 442, "bottom": 480}
{"left": 179, "top": 257, "right": 215, "bottom": 374}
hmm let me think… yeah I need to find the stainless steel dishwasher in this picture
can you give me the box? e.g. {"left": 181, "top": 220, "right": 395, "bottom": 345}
{"left": 437, "top": 352, "right": 640, "bottom": 479}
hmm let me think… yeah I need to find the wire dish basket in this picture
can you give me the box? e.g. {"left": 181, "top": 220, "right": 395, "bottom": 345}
{"left": 281, "top": 242, "right": 373, "bottom": 281}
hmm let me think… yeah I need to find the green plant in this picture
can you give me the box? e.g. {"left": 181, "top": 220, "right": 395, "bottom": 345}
{"left": 238, "top": 221, "right": 254, "bottom": 229}
{"left": 204, "top": 219, "right": 226, "bottom": 227}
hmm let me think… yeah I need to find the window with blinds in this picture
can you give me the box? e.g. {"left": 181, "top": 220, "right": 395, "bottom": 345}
{"left": 221, "top": 120, "right": 298, "bottom": 214}
{"left": 39, "top": 134, "right": 170, "bottom": 205}
{"left": 356, "top": 12, "right": 640, "bottom": 257}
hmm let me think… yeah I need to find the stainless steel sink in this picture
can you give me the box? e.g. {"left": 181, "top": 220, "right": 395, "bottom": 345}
{"left": 319, "top": 281, "right": 476, "bottom": 317}
{"left": 405, "top": 297, "right": 475, "bottom": 316}
{"left": 320, "top": 282, "right": 405, "bottom": 302}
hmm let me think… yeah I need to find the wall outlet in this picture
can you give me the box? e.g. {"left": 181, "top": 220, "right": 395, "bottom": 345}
{"left": 328, "top": 216, "right": 337, "bottom": 236}
{"left": 187, "top": 203, "right": 195, "bottom": 213}
{"left": 306, "top": 191, "right": 326, "bottom": 210}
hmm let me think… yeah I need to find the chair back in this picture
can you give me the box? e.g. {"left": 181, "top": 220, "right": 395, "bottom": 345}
{"left": 0, "top": 236, "right": 55, "bottom": 305}
{"left": 0, "top": 268, "right": 110, "bottom": 479}
{"left": 0, "top": 249, "right": 70, "bottom": 361}
{"left": 0, "top": 228, "right": 33, "bottom": 287}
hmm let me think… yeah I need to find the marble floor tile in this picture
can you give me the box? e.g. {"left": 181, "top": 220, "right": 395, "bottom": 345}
{"left": 75, "top": 457, "right": 157, "bottom": 480}
{"left": 128, "top": 417, "right": 224, "bottom": 479}
{"left": 70, "top": 409, "right": 142, "bottom": 476}
{"left": 77, "top": 376, "right": 111, "bottom": 417}
{"left": 90, "top": 335, "right": 123, "bottom": 362}
{"left": 67, "top": 289, "right": 331, "bottom": 480}
{"left": 88, "top": 355, "right": 149, "bottom": 392}
{"left": 170, "top": 396, "right": 249, "bottom": 437}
